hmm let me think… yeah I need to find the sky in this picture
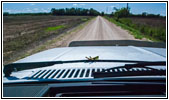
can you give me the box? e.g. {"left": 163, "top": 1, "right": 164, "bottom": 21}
{"left": 3, "top": 3, "right": 166, "bottom": 16}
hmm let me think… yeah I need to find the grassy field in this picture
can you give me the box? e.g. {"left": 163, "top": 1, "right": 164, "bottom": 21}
{"left": 3, "top": 15, "right": 92, "bottom": 65}
{"left": 105, "top": 16, "right": 166, "bottom": 42}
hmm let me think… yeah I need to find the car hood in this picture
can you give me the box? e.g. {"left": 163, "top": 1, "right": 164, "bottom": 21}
{"left": 4, "top": 46, "right": 166, "bottom": 83}
{"left": 15, "top": 46, "right": 166, "bottom": 63}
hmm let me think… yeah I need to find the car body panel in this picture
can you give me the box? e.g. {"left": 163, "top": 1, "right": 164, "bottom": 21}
{"left": 15, "top": 46, "right": 166, "bottom": 63}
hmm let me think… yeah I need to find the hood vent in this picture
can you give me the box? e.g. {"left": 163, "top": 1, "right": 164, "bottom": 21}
{"left": 29, "top": 68, "right": 101, "bottom": 79}
{"left": 28, "top": 67, "right": 157, "bottom": 80}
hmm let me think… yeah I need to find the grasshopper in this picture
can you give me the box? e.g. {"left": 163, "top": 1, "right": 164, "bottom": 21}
{"left": 86, "top": 56, "right": 99, "bottom": 60}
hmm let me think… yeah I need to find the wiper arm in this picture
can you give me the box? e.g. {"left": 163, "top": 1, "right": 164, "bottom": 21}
{"left": 3, "top": 60, "right": 165, "bottom": 77}
{"left": 107, "top": 61, "right": 166, "bottom": 70}
{"left": 93, "top": 61, "right": 166, "bottom": 78}
{"left": 3, "top": 60, "right": 150, "bottom": 77}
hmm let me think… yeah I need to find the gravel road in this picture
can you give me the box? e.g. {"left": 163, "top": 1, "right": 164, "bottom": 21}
{"left": 74, "top": 16, "right": 135, "bottom": 39}
{"left": 61, "top": 16, "right": 136, "bottom": 46}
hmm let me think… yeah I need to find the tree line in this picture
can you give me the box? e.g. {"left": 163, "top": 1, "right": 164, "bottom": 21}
{"left": 3, "top": 12, "right": 50, "bottom": 16}
{"left": 110, "top": 7, "right": 165, "bottom": 19}
{"left": 3, "top": 7, "right": 101, "bottom": 16}
{"left": 51, "top": 8, "right": 100, "bottom": 16}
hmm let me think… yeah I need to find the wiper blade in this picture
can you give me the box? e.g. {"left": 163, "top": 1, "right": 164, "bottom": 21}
{"left": 107, "top": 61, "right": 166, "bottom": 70}
{"left": 3, "top": 60, "right": 165, "bottom": 77}
{"left": 3, "top": 60, "right": 149, "bottom": 77}
{"left": 93, "top": 61, "right": 166, "bottom": 78}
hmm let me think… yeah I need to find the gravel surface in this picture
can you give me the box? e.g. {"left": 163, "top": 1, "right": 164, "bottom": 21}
{"left": 62, "top": 16, "right": 136, "bottom": 46}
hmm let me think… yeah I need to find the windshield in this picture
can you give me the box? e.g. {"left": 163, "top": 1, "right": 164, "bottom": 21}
{"left": 3, "top": 1, "right": 166, "bottom": 98}
{"left": 3, "top": 2, "right": 166, "bottom": 65}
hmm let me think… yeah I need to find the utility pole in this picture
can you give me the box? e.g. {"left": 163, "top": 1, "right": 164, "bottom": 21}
{"left": 127, "top": 3, "right": 129, "bottom": 10}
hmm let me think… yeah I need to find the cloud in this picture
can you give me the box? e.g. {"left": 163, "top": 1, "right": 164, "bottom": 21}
{"left": 39, "top": 8, "right": 48, "bottom": 12}
{"left": 30, "top": 3, "right": 35, "bottom": 6}
{"left": 6, "top": 10, "right": 12, "bottom": 12}
{"left": 80, "top": 4, "right": 86, "bottom": 6}
{"left": 25, "top": 8, "right": 32, "bottom": 12}
{"left": 110, "top": 6, "right": 115, "bottom": 8}
{"left": 43, "top": 10, "right": 48, "bottom": 12}
{"left": 27, "top": 9, "right": 32, "bottom": 12}
{"left": 34, "top": 8, "right": 38, "bottom": 11}
{"left": 115, "top": 4, "right": 119, "bottom": 7}
{"left": 73, "top": 4, "right": 78, "bottom": 6}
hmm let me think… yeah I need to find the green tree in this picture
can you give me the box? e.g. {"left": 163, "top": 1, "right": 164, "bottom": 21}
{"left": 89, "top": 8, "right": 100, "bottom": 16}
{"left": 101, "top": 12, "right": 104, "bottom": 16}
{"left": 51, "top": 8, "right": 56, "bottom": 15}
{"left": 58, "top": 9, "right": 65, "bottom": 15}
{"left": 142, "top": 12, "right": 147, "bottom": 17}
{"left": 3, "top": 12, "right": 9, "bottom": 16}
{"left": 51, "top": 7, "right": 100, "bottom": 16}
{"left": 114, "top": 7, "right": 130, "bottom": 19}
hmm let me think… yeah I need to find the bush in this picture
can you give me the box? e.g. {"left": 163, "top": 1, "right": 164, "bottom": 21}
{"left": 114, "top": 8, "right": 130, "bottom": 19}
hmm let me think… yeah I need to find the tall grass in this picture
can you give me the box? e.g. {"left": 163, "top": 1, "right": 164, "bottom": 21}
{"left": 105, "top": 16, "right": 143, "bottom": 39}
{"left": 105, "top": 16, "right": 166, "bottom": 42}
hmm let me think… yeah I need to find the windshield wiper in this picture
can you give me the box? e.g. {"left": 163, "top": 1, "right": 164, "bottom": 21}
{"left": 3, "top": 60, "right": 150, "bottom": 77}
{"left": 93, "top": 61, "right": 166, "bottom": 78}
{"left": 107, "top": 61, "right": 166, "bottom": 70}
{"left": 3, "top": 60, "right": 165, "bottom": 77}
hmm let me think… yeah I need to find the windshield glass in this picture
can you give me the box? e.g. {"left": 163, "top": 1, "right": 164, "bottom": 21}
{"left": 3, "top": 2, "right": 166, "bottom": 65}
{"left": 3, "top": 1, "right": 166, "bottom": 98}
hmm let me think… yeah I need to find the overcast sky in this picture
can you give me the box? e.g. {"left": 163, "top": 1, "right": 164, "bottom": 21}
{"left": 3, "top": 3, "right": 166, "bottom": 16}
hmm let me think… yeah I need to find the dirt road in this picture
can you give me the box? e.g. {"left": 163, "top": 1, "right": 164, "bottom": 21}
{"left": 62, "top": 16, "right": 135, "bottom": 46}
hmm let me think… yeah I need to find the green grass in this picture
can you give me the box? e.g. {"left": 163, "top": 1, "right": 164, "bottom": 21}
{"left": 45, "top": 25, "right": 65, "bottom": 31}
{"left": 105, "top": 16, "right": 166, "bottom": 42}
{"left": 105, "top": 16, "right": 143, "bottom": 39}
{"left": 81, "top": 18, "right": 88, "bottom": 21}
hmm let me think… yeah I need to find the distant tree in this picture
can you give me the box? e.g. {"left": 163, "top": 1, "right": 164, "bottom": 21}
{"left": 147, "top": 14, "right": 160, "bottom": 18}
{"left": 51, "top": 8, "right": 56, "bottom": 15}
{"left": 3, "top": 12, "right": 9, "bottom": 16}
{"left": 50, "top": 7, "right": 100, "bottom": 16}
{"left": 89, "top": 8, "right": 94, "bottom": 15}
{"left": 69, "top": 8, "right": 76, "bottom": 15}
{"left": 113, "top": 7, "right": 118, "bottom": 11}
{"left": 142, "top": 12, "right": 147, "bottom": 17}
{"left": 114, "top": 7, "right": 130, "bottom": 19}
{"left": 81, "top": 9, "right": 89, "bottom": 15}
{"left": 58, "top": 9, "right": 65, "bottom": 15}
{"left": 101, "top": 12, "right": 105, "bottom": 16}
{"left": 89, "top": 8, "right": 100, "bottom": 16}
{"left": 110, "top": 12, "right": 114, "bottom": 17}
